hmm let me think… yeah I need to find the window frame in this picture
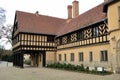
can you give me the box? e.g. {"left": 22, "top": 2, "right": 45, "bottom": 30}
{"left": 89, "top": 51, "right": 93, "bottom": 62}
{"left": 79, "top": 52, "right": 84, "bottom": 62}
{"left": 64, "top": 54, "right": 66, "bottom": 61}
{"left": 70, "top": 53, "right": 74, "bottom": 62}
{"left": 100, "top": 50, "right": 108, "bottom": 62}
{"left": 58, "top": 54, "right": 62, "bottom": 61}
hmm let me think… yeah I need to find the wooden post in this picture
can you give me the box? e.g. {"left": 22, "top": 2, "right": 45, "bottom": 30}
{"left": 20, "top": 53, "right": 24, "bottom": 68}
{"left": 42, "top": 52, "right": 46, "bottom": 67}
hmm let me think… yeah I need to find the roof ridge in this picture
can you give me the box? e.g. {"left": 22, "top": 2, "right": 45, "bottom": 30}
{"left": 56, "top": 2, "right": 106, "bottom": 36}
{"left": 15, "top": 2, "right": 106, "bottom": 36}
{"left": 16, "top": 10, "right": 66, "bottom": 20}
{"left": 16, "top": 10, "right": 66, "bottom": 35}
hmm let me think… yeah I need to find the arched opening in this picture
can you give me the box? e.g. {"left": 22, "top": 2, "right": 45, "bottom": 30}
{"left": 117, "top": 40, "right": 120, "bottom": 48}
{"left": 116, "top": 39, "right": 120, "bottom": 73}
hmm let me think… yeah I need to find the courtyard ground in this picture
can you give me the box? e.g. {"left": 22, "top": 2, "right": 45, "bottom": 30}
{"left": 0, "top": 61, "right": 120, "bottom": 80}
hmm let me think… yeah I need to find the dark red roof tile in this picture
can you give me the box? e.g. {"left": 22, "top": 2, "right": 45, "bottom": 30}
{"left": 56, "top": 3, "right": 106, "bottom": 36}
{"left": 15, "top": 3, "right": 106, "bottom": 36}
{"left": 16, "top": 11, "right": 66, "bottom": 35}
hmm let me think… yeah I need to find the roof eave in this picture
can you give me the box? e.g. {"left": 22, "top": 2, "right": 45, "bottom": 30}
{"left": 56, "top": 18, "right": 107, "bottom": 38}
{"left": 19, "top": 31, "right": 57, "bottom": 36}
{"left": 103, "top": 0, "right": 119, "bottom": 13}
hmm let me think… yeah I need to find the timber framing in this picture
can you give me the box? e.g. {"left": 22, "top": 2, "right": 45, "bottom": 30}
{"left": 56, "top": 19, "right": 109, "bottom": 50}
{"left": 12, "top": 2, "right": 111, "bottom": 68}
{"left": 12, "top": 30, "right": 56, "bottom": 68}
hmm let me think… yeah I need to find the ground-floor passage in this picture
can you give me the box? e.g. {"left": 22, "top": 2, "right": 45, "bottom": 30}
{"left": 0, "top": 66, "right": 120, "bottom": 80}
{"left": 13, "top": 50, "right": 47, "bottom": 68}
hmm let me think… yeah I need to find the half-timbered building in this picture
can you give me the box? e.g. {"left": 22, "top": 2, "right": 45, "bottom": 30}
{"left": 12, "top": 0, "right": 120, "bottom": 73}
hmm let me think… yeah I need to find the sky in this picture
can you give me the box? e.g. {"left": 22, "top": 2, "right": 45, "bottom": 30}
{"left": 0, "top": 0, "right": 104, "bottom": 49}
{"left": 0, "top": 0, "right": 104, "bottom": 24}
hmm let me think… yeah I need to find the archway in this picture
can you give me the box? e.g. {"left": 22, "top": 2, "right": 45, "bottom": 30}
{"left": 116, "top": 39, "right": 120, "bottom": 73}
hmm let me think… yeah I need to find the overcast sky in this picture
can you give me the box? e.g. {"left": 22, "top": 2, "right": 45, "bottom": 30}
{"left": 0, "top": 0, "right": 104, "bottom": 25}
{"left": 0, "top": 0, "right": 104, "bottom": 49}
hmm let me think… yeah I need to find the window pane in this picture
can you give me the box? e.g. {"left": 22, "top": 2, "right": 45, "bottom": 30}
{"left": 58, "top": 54, "right": 61, "bottom": 61}
{"left": 71, "top": 53, "right": 74, "bottom": 61}
{"left": 105, "top": 51, "right": 108, "bottom": 61}
{"left": 79, "top": 52, "right": 84, "bottom": 61}
{"left": 93, "top": 27, "right": 98, "bottom": 37}
{"left": 100, "top": 50, "right": 108, "bottom": 61}
{"left": 64, "top": 54, "right": 66, "bottom": 61}
{"left": 89, "top": 52, "right": 93, "bottom": 62}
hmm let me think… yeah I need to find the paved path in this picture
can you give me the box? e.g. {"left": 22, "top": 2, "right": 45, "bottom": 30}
{"left": 0, "top": 66, "right": 120, "bottom": 80}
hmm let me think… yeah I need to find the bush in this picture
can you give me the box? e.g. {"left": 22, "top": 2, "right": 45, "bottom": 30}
{"left": 47, "top": 63, "right": 85, "bottom": 71}
{"left": 90, "top": 68, "right": 113, "bottom": 75}
{"left": 62, "top": 63, "right": 67, "bottom": 69}
{"left": 80, "top": 64, "right": 85, "bottom": 71}
{"left": 76, "top": 64, "right": 85, "bottom": 71}
{"left": 24, "top": 59, "right": 31, "bottom": 65}
{"left": 47, "top": 63, "right": 112, "bottom": 75}
{"left": 2, "top": 54, "right": 13, "bottom": 62}
{"left": 85, "top": 66, "right": 89, "bottom": 72}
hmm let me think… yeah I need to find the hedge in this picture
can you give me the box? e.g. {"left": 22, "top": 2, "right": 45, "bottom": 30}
{"left": 47, "top": 63, "right": 112, "bottom": 75}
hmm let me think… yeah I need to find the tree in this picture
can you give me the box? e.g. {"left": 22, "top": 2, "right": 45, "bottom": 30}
{"left": 1, "top": 50, "right": 13, "bottom": 62}
{"left": 0, "top": 45, "right": 13, "bottom": 62}
{"left": 0, "top": 24, "right": 13, "bottom": 45}
{"left": 0, "top": 8, "right": 12, "bottom": 48}
{"left": 0, "top": 45, "right": 4, "bottom": 60}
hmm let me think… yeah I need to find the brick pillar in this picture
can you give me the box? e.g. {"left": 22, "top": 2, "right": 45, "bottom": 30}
{"left": 72, "top": 0, "right": 79, "bottom": 18}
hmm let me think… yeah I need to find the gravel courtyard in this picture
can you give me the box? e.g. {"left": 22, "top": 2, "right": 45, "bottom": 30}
{"left": 0, "top": 62, "right": 120, "bottom": 80}
{"left": 0, "top": 67, "right": 120, "bottom": 80}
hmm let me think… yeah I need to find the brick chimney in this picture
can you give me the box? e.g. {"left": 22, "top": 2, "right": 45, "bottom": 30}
{"left": 67, "top": 5, "right": 72, "bottom": 19}
{"left": 72, "top": 0, "right": 79, "bottom": 18}
{"left": 35, "top": 11, "right": 39, "bottom": 16}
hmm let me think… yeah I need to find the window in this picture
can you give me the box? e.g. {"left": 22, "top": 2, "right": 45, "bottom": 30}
{"left": 47, "top": 36, "right": 54, "bottom": 42}
{"left": 117, "top": 40, "right": 120, "bottom": 48}
{"left": 70, "top": 53, "right": 74, "bottom": 61}
{"left": 100, "top": 50, "right": 108, "bottom": 61}
{"left": 89, "top": 52, "right": 93, "bottom": 62}
{"left": 78, "top": 31, "right": 84, "bottom": 40}
{"left": 64, "top": 54, "right": 66, "bottom": 61}
{"left": 93, "top": 27, "right": 99, "bottom": 37}
{"left": 58, "top": 54, "right": 61, "bottom": 61}
{"left": 79, "top": 52, "right": 84, "bottom": 61}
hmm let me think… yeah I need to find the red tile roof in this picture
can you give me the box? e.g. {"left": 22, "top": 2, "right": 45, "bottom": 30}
{"left": 16, "top": 11, "right": 66, "bottom": 35}
{"left": 56, "top": 3, "right": 106, "bottom": 36}
{"left": 15, "top": 3, "right": 106, "bottom": 36}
